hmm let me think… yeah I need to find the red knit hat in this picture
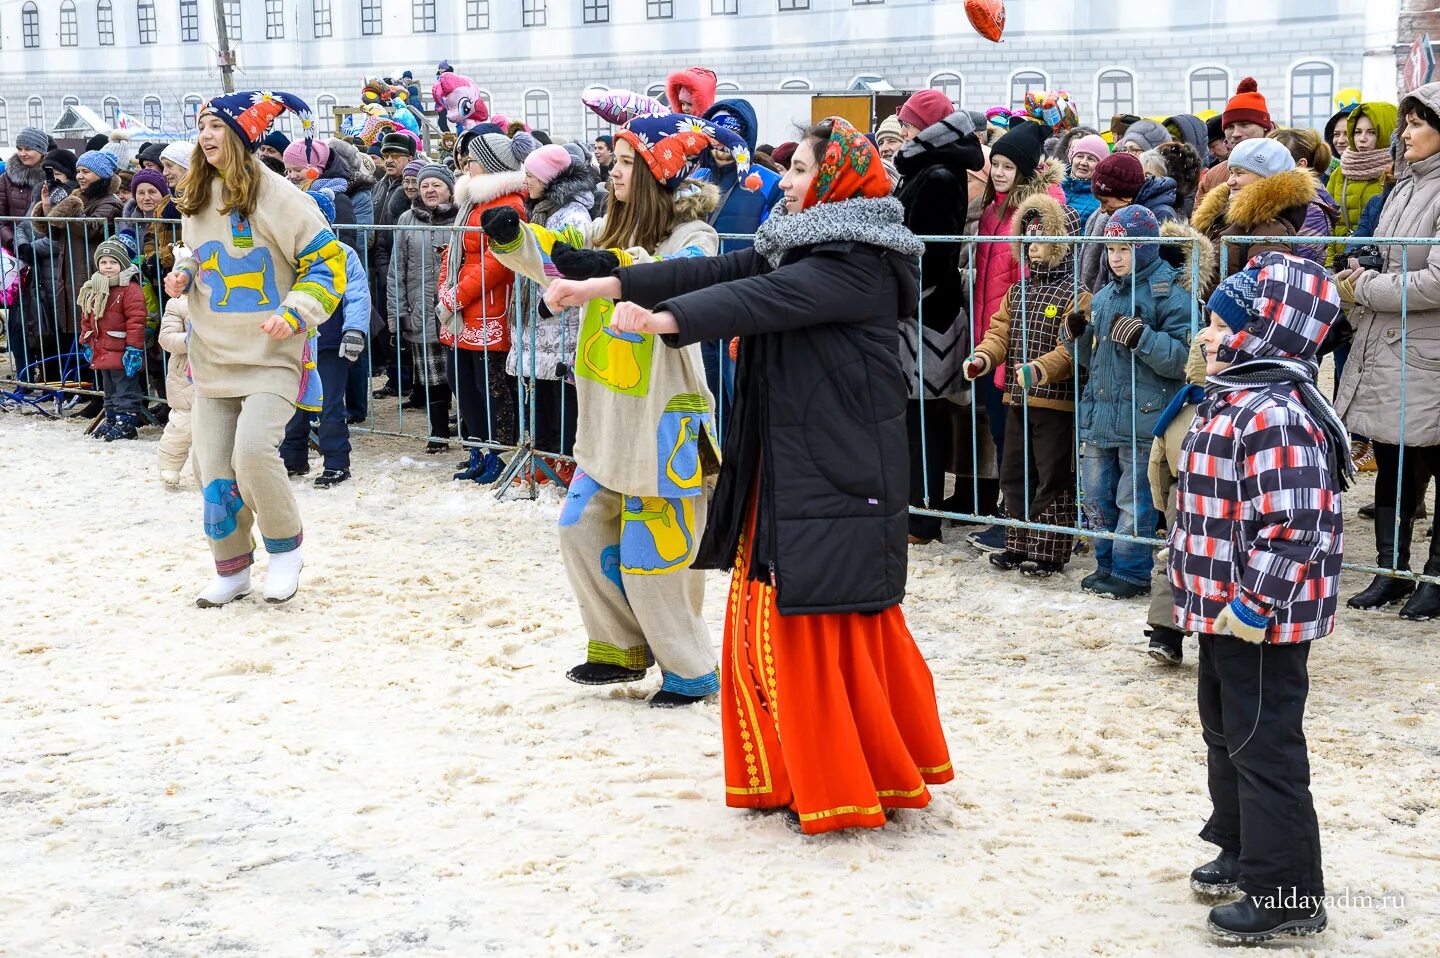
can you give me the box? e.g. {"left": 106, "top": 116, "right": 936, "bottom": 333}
{"left": 1092, "top": 152, "right": 1145, "bottom": 200}
{"left": 1222, "top": 77, "right": 1273, "bottom": 131}
{"left": 898, "top": 89, "right": 954, "bottom": 131}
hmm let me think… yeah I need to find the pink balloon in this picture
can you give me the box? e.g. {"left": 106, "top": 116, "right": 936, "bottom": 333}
{"left": 582, "top": 89, "right": 668, "bottom": 126}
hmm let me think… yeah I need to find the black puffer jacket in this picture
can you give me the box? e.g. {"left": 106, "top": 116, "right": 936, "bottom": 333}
{"left": 619, "top": 241, "right": 919, "bottom": 615}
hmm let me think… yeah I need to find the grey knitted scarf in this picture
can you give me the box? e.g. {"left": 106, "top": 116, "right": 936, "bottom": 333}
{"left": 1207, "top": 356, "right": 1356, "bottom": 491}
{"left": 753, "top": 196, "right": 925, "bottom": 269}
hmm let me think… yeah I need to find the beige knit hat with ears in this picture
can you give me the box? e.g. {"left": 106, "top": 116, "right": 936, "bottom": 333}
{"left": 876, "top": 115, "right": 905, "bottom": 144}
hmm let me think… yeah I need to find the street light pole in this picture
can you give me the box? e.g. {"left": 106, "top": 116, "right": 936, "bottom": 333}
{"left": 214, "top": 0, "right": 235, "bottom": 94}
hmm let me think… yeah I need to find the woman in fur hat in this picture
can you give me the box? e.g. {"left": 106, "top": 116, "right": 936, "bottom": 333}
{"left": 1193, "top": 137, "right": 1317, "bottom": 280}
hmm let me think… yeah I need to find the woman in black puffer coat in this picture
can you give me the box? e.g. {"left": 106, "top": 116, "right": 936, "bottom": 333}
{"left": 543, "top": 118, "right": 953, "bottom": 837}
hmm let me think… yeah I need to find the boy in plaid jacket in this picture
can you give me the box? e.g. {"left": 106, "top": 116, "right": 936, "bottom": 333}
{"left": 1174, "top": 252, "right": 1349, "bottom": 944}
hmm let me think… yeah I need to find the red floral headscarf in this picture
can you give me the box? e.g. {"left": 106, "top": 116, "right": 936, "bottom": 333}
{"left": 803, "top": 117, "right": 891, "bottom": 209}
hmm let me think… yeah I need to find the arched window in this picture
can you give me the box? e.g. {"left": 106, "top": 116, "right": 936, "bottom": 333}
{"left": 60, "top": 2, "right": 79, "bottom": 47}
{"left": 0, "top": 100, "right": 9, "bottom": 146}
{"left": 929, "top": 71, "right": 962, "bottom": 108}
{"left": 1189, "top": 67, "right": 1229, "bottom": 116}
{"left": 524, "top": 89, "right": 551, "bottom": 132}
{"left": 63, "top": 96, "right": 80, "bottom": 110}
{"left": 412, "top": 0, "right": 436, "bottom": 31}
{"left": 265, "top": 0, "right": 284, "bottom": 39}
{"left": 645, "top": 83, "right": 668, "bottom": 107}
{"left": 1290, "top": 61, "right": 1335, "bottom": 132}
{"left": 137, "top": 0, "right": 158, "bottom": 44}
{"left": 312, "top": 0, "right": 332, "bottom": 37}
{"left": 716, "top": 81, "right": 741, "bottom": 93}
{"left": 582, "top": 85, "right": 610, "bottom": 142}
{"left": 98, "top": 0, "right": 116, "bottom": 45}
{"left": 21, "top": 3, "right": 40, "bottom": 49}
{"left": 104, "top": 96, "right": 122, "bottom": 128}
{"left": 27, "top": 97, "right": 45, "bottom": 131}
{"left": 780, "top": 78, "right": 812, "bottom": 91}
{"left": 316, "top": 94, "right": 337, "bottom": 136}
{"left": 180, "top": 0, "right": 201, "bottom": 41}
{"left": 1009, "top": 70, "right": 1047, "bottom": 110}
{"left": 1096, "top": 69, "right": 1135, "bottom": 122}
{"left": 143, "top": 96, "right": 163, "bottom": 130}
{"left": 183, "top": 94, "right": 202, "bottom": 130}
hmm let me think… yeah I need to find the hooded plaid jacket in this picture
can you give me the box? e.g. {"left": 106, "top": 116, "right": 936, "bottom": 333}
{"left": 1168, "top": 253, "right": 1344, "bottom": 644}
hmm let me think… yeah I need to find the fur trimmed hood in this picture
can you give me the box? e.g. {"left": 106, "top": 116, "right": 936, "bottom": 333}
{"left": 1008, "top": 192, "right": 1079, "bottom": 266}
{"left": 1012, "top": 156, "right": 1066, "bottom": 204}
{"left": 1157, "top": 220, "right": 1219, "bottom": 299}
{"left": 1192, "top": 168, "right": 1316, "bottom": 234}
{"left": 672, "top": 180, "right": 721, "bottom": 223}
{"left": 455, "top": 169, "right": 527, "bottom": 207}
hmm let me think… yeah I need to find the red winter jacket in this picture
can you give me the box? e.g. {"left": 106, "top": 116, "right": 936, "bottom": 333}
{"left": 438, "top": 171, "right": 524, "bottom": 352}
{"left": 78, "top": 279, "right": 147, "bottom": 371}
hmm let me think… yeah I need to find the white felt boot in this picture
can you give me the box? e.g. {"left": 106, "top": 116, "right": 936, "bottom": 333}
{"left": 195, "top": 569, "right": 252, "bottom": 608}
{"left": 263, "top": 546, "right": 304, "bottom": 604}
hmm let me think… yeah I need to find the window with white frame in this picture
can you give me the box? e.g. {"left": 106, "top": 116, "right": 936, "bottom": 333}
{"left": 144, "top": 96, "right": 163, "bottom": 129}
{"left": 180, "top": 0, "right": 200, "bottom": 41}
{"left": 22, "top": 3, "right": 39, "bottom": 49}
{"left": 777, "top": 0, "right": 808, "bottom": 9}
{"left": 852, "top": 0, "right": 883, "bottom": 5}
{"left": 413, "top": 0, "right": 436, "bottom": 31}
{"left": 716, "top": 81, "right": 740, "bottom": 93}
{"left": 266, "top": 0, "right": 284, "bottom": 38}
{"left": 647, "top": 0, "right": 673, "bottom": 17}
{"left": 584, "top": 0, "right": 609, "bottom": 23}
{"left": 316, "top": 94, "right": 336, "bottom": 135}
{"left": 1290, "top": 61, "right": 1335, "bottom": 132}
{"left": 1189, "top": 67, "right": 1228, "bottom": 116}
{"left": 222, "top": 0, "right": 242, "bottom": 39}
{"left": 183, "top": 95, "right": 202, "bottom": 129}
{"left": 98, "top": 0, "right": 116, "bottom": 44}
{"left": 1096, "top": 69, "right": 1135, "bottom": 121}
{"left": 0, "top": 101, "right": 9, "bottom": 145}
{"left": 524, "top": 89, "right": 551, "bottom": 131}
{"left": 466, "top": 0, "right": 489, "bottom": 28}
{"left": 104, "top": 97, "right": 121, "bottom": 128}
{"left": 60, "top": 2, "right": 79, "bottom": 47}
{"left": 523, "top": 0, "right": 546, "bottom": 26}
{"left": 930, "top": 72, "right": 962, "bottom": 107}
{"left": 27, "top": 97, "right": 44, "bottom": 131}
{"left": 1010, "top": 71, "right": 1046, "bottom": 110}
{"left": 645, "top": 83, "right": 668, "bottom": 106}
{"left": 312, "top": 0, "right": 332, "bottom": 37}
{"left": 711, "top": 0, "right": 737, "bottom": 12}
{"left": 63, "top": 96, "right": 80, "bottom": 111}
{"left": 361, "top": 0, "right": 383, "bottom": 34}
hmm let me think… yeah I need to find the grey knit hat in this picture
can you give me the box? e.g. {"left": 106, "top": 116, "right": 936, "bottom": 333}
{"left": 467, "top": 131, "right": 539, "bottom": 174}
{"left": 417, "top": 162, "right": 455, "bottom": 191}
{"left": 1117, "top": 119, "right": 1170, "bottom": 153}
{"left": 94, "top": 236, "right": 132, "bottom": 268}
{"left": 15, "top": 127, "right": 50, "bottom": 153}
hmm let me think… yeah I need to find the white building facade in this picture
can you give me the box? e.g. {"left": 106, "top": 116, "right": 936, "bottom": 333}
{"left": 0, "top": 0, "right": 1383, "bottom": 148}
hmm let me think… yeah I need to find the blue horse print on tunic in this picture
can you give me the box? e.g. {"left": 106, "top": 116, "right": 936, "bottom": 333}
{"left": 194, "top": 241, "right": 281, "bottom": 314}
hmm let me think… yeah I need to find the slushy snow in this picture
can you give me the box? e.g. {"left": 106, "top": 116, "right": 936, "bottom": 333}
{"left": 1, "top": 415, "right": 1436, "bottom": 957}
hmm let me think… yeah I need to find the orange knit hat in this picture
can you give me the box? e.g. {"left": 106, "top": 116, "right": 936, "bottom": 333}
{"left": 1222, "top": 77, "right": 1273, "bottom": 131}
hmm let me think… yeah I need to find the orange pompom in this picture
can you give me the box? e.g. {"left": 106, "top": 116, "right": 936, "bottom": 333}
{"left": 1236, "top": 77, "right": 1258, "bottom": 94}
{"left": 743, "top": 171, "right": 763, "bottom": 192}
{"left": 728, "top": 337, "right": 739, "bottom": 361}
{"left": 305, "top": 167, "right": 320, "bottom": 180}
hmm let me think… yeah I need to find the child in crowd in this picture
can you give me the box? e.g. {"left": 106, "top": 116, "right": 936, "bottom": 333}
{"left": 77, "top": 237, "right": 147, "bottom": 441}
{"left": 156, "top": 294, "right": 194, "bottom": 485}
{"left": 278, "top": 190, "right": 373, "bottom": 488}
{"left": 1176, "top": 253, "right": 1345, "bottom": 944}
{"left": 1062, "top": 133, "right": 1108, "bottom": 221}
{"left": 1066, "top": 205, "right": 1195, "bottom": 600}
{"left": 964, "top": 194, "right": 1091, "bottom": 576}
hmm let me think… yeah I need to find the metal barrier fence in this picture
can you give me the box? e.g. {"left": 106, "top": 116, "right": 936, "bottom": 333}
{"left": 2, "top": 212, "right": 1434, "bottom": 584}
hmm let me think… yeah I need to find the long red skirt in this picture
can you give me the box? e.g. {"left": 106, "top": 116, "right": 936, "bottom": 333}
{"left": 722, "top": 520, "right": 954, "bottom": 835}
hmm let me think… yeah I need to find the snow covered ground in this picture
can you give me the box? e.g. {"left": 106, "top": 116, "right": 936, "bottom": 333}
{"left": 1, "top": 414, "right": 1436, "bottom": 958}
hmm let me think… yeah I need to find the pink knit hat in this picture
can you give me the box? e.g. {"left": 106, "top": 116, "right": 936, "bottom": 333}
{"left": 282, "top": 138, "right": 330, "bottom": 171}
{"left": 524, "top": 144, "right": 573, "bottom": 186}
{"left": 1067, "top": 134, "right": 1110, "bottom": 163}
{"left": 898, "top": 89, "right": 954, "bottom": 131}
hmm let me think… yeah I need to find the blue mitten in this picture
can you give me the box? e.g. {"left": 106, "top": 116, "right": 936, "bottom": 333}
{"left": 81, "top": 344, "right": 93, "bottom": 364}
{"left": 123, "top": 346, "right": 144, "bottom": 378}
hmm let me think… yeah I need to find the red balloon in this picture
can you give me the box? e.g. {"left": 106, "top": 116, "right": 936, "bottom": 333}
{"left": 966, "top": 0, "right": 1006, "bottom": 43}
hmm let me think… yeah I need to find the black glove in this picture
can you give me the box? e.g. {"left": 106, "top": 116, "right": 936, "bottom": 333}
{"left": 537, "top": 297, "right": 553, "bottom": 320}
{"left": 1109, "top": 313, "right": 1146, "bottom": 350}
{"left": 1060, "top": 310, "right": 1089, "bottom": 343}
{"left": 479, "top": 207, "right": 521, "bottom": 245}
{"left": 13, "top": 242, "right": 33, "bottom": 264}
{"left": 551, "top": 242, "right": 620, "bottom": 281}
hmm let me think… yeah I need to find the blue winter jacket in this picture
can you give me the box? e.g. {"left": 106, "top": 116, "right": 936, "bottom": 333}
{"left": 1063, "top": 174, "right": 1100, "bottom": 222}
{"left": 1074, "top": 256, "right": 1196, "bottom": 446}
{"left": 702, "top": 97, "right": 785, "bottom": 251}
{"left": 316, "top": 241, "right": 374, "bottom": 353}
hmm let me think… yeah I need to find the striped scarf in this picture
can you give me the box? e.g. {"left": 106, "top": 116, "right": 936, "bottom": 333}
{"left": 1207, "top": 356, "right": 1356, "bottom": 491}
